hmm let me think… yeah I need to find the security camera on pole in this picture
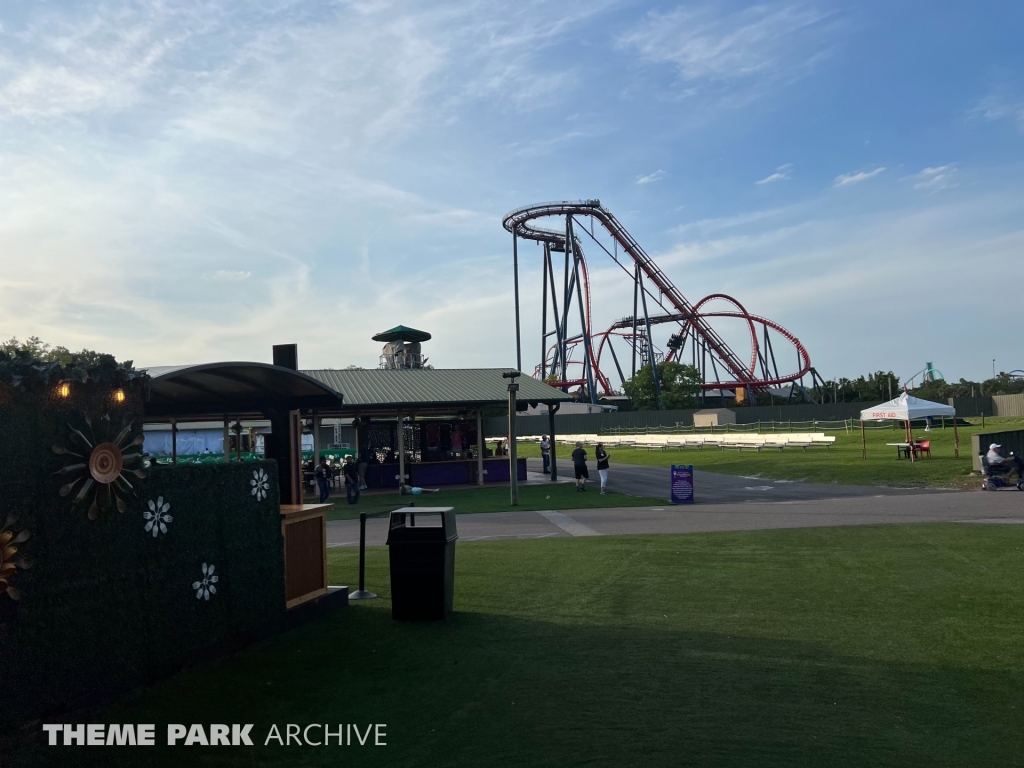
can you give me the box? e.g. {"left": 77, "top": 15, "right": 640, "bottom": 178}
{"left": 504, "top": 370, "right": 521, "bottom": 506}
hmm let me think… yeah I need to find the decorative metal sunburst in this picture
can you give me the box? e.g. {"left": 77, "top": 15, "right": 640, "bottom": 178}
{"left": 53, "top": 414, "right": 147, "bottom": 520}
{"left": 0, "top": 514, "right": 31, "bottom": 601}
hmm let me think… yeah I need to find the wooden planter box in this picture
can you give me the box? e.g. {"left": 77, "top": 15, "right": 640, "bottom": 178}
{"left": 280, "top": 504, "right": 330, "bottom": 609}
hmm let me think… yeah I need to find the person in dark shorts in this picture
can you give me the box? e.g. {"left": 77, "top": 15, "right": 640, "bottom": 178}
{"left": 595, "top": 443, "right": 610, "bottom": 495}
{"left": 571, "top": 441, "right": 589, "bottom": 491}
{"left": 342, "top": 455, "right": 360, "bottom": 505}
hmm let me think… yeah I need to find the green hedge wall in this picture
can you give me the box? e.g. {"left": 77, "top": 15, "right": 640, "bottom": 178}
{"left": 0, "top": 378, "right": 286, "bottom": 728}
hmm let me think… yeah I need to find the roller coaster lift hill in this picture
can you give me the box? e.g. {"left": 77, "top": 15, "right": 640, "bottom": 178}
{"left": 502, "top": 200, "right": 825, "bottom": 407}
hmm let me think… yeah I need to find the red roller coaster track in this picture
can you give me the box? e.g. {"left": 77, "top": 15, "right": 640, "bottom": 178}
{"left": 502, "top": 200, "right": 815, "bottom": 397}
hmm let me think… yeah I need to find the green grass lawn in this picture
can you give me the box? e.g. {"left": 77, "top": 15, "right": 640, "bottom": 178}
{"left": 518, "top": 416, "right": 1024, "bottom": 488}
{"left": 43, "top": 524, "right": 1024, "bottom": 767}
{"left": 310, "top": 482, "right": 664, "bottom": 521}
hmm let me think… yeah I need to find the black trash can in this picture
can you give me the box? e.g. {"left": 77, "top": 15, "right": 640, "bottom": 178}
{"left": 386, "top": 508, "right": 457, "bottom": 621}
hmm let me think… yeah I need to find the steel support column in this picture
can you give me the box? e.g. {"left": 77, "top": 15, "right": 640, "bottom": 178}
{"left": 508, "top": 380, "right": 519, "bottom": 505}
{"left": 512, "top": 228, "right": 522, "bottom": 373}
{"left": 568, "top": 217, "right": 596, "bottom": 404}
{"left": 548, "top": 403, "right": 559, "bottom": 481}
{"left": 546, "top": 244, "right": 563, "bottom": 376}
{"left": 540, "top": 242, "right": 549, "bottom": 380}
{"left": 476, "top": 409, "right": 484, "bottom": 486}
{"left": 638, "top": 272, "right": 661, "bottom": 409}
{"left": 560, "top": 233, "right": 572, "bottom": 384}
{"left": 631, "top": 264, "right": 639, "bottom": 377}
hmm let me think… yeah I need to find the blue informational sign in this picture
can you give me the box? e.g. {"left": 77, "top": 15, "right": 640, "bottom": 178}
{"left": 670, "top": 464, "right": 695, "bottom": 504}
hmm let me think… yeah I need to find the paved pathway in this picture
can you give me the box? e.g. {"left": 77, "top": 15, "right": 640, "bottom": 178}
{"left": 539, "top": 457, "right": 942, "bottom": 504}
{"left": 327, "top": 462, "right": 1023, "bottom": 547}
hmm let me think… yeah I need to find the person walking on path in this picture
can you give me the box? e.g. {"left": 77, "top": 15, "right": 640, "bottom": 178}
{"left": 571, "top": 441, "right": 589, "bottom": 492}
{"left": 342, "top": 455, "right": 361, "bottom": 505}
{"left": 595, "top": 443, "right": 610, "bottom": 495}
{"left": 540, "top": 435, "right": 551, "bottom": 474}
{"left": 314, "top": 456, "right": 333, "bottom": 503}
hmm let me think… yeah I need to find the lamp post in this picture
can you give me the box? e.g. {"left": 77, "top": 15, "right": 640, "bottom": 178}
{"left": 504, "top": 370, "right": 521, "bottom": 506}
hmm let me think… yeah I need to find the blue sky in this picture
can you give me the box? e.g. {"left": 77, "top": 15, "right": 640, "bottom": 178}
{"left": 0, "top": 0, "right": 1022, "bottom": 383}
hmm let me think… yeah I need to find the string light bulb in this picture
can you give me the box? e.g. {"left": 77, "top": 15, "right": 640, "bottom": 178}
{"left": 57, "top": 382, "right": 70, "bottom": 398}
{"left": 113, "top": 388, "right": 126, "bottom": 404}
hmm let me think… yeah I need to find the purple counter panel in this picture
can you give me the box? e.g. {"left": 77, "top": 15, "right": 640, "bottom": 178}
{"left": 481, "top": 458, "right": 527, "bottom": 483}
{"left": 411, "top": 462, "right": 471, "bottom": 486}
{"left": 364, "top": 459, "right": 526, "bottom": 488}
{"left": 484, "top": 459, "right": 509, "bottom": 483}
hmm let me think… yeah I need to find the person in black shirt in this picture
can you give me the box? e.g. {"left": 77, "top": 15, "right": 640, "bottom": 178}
{"left": 314, "top": 456, "right": 333, "bottom": 503}
{"left": 571, "top": 441, "right": 589, "bottom": 492}
{"left": 342, "top": 455, "right": 361, "bottom": 505}
{"left": 595, "top": 443, "right": 610, "bottom": 495}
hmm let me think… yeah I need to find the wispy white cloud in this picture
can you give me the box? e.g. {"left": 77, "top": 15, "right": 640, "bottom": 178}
{"left": 907, "top": 164, "right": 957, "bottom": 191}
{"left": 618, "top": 4, "right": 834, "bottom": 84}
{"left": 636, "top": 169, "right": 666, "bottom": 185}
{"left": 756, "top": 163, "right": 793, "bottom": 184}
{"left": 970, "top": 94, "right": 1024, "bottom": 133}
{"left": 0, "top": 3, "right": 202, "bottom": 120}
{"left": 0, "top": 0, "right": 625, "bottom": 368}
{"left": 833, "top": 167, "right": 885, "bottom": 187}
{"left": 672, "top": 207, "right": 787, "bottom": 237}
{"left": 404, "top": 208, "right": 493, "bottom": 230}
{"left": 507, "top": 130, "right": 592, "bottom": 158}
{"left": 205, "top": 270, "right": 251, "bottom": 282}
{"left": 657, "top": 221, "right": 812, "bottom": 268}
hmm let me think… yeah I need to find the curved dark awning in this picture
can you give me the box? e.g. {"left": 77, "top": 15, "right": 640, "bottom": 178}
{"left": 144, "top": 362, "right": 343, "bottom": 420}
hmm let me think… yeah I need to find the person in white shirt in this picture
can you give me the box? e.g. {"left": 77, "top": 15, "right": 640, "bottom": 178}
{"left": 595, "top": 443, "right": 610, "bottom": 495}
{"left": 540, "top": 435, "right": 551, "bottom": 474}
{"left": 986, "top": 443, "right": 1023, "bottom": 478}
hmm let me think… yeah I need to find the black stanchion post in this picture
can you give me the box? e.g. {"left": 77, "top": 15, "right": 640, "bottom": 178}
{"left": 349, "top": 511, "right": 377, "bottom": 601}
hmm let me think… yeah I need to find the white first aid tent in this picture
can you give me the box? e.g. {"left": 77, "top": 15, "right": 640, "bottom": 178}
{"left": 859, "top": 392, "right": 959, "bottom": 460}
{"left": 859, "top": 392, "right": 955, "bottom": 421}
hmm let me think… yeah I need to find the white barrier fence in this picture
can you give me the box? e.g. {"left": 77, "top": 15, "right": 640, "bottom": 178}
{"left": 519, "top": 432, "right": 836, "bottom": 452}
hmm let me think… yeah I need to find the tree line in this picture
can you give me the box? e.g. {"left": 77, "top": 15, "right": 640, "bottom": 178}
{"left": 615, "top": 363, "right": 1024, "bottom": 411}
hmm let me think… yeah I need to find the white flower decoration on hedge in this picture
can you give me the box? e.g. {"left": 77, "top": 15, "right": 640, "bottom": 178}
{"left": 192, "top": 563, "right": 218, "bottom": 601}
{"left": 250, "top": 468, "right": 270, "bottom": 501}
{"left": 143, "top": 496, "right": 172, "bottom": 537}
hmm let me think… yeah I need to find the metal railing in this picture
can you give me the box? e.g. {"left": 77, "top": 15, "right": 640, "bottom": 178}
{"left": 379, "top": 352, "right": 428, "bottom": 370}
